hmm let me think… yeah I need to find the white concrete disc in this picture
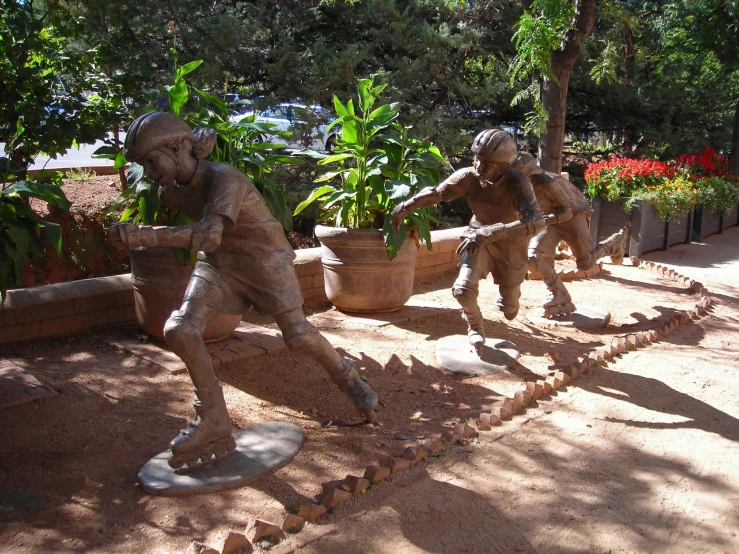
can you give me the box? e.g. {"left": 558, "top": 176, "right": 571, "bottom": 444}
{"left": 436, "top": 335, "right": 520, "bottom": 376}
{"left": 526, "top": 305, "right": 611, "bottom": 328}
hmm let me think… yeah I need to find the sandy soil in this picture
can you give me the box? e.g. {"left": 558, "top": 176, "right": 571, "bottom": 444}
{"left": 0, "top": 245, "right": 718, "bottom": 553}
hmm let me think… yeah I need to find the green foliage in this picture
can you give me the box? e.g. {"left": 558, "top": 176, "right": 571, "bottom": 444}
{"left": 0, "top": 2, "right": 132, "bottom": 172}
{"left": 0, "top": 173, "right": 71, "bottom": 301}
{"left": 695, "top": 177, "right": 739, "bottom": 216}
{"left": 294, "top": 76, "right": 447, "bottom": 259}
{"left": 508, "top": 0, "right": 577, "bottom": 136}
{"left": 111, "top": 59, "right": 302, "bottom": 240}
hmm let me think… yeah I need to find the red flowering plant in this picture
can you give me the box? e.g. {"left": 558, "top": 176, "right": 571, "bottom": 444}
{"left": 584, "top": 155, "right": 676, "bottom": 201}
{"left": 584, "top": 148, "right": 739, "bottom": 222}
{"left": 675, "top": 147, "right": 739, "bottom": 216}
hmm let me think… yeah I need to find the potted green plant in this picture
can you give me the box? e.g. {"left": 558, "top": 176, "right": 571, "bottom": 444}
{"left": 294, "top": 76, "right": 447, "bottom": 313}
{"left": 108, "top": 60, "right": 304, "bottom": 339}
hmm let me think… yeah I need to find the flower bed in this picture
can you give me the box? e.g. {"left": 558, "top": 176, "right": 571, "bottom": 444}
{"left": 586, "top": 147, "right": 739, "bottom": 253}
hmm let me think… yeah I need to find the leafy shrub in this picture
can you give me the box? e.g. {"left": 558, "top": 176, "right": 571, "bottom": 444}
{"left": 294, "top": 76, "right": 448, "bottom": 259}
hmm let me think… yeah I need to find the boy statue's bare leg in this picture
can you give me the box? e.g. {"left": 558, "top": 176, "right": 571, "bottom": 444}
{"left": 163, "top": 300, "right": 236, "bottom": 469}
{"left": 274, "top": 308, "right": 380, "bottom": 424}
{"left": 452, "top": 267, "right": 486, "bottom": 356}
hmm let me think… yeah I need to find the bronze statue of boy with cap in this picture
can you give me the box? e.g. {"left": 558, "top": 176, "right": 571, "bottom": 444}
{"left": 391, "top": 129, "right": 546, "bottom": 356}
{"left": 108, "top": 112, "right": 379, "bottom": 469}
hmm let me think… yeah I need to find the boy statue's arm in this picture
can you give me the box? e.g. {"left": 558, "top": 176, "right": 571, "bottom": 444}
{"left": 107, "top": 213, "right": 226, "bottom": 253}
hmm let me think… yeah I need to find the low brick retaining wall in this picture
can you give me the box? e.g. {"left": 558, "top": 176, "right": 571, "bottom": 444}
{"left": 0, "top": 227, "right": 465, "bottom": 344}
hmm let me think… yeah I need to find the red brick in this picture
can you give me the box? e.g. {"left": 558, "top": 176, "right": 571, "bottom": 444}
{"left": 423, "top": 438, "right": 445, "bottom": 454}
{"left": 441, "top": 430, "right": 457, "bottom": 445}
{"left": 554, "top": 370, "right": 569, "bottom": 386}
{"left": 364, "top": 465, "right": 391, "bottom": 482}
{"left": 218, "top": 531, "right": 250, "bottom": 554}
{"left": 532, "top": 381, "right": 545, "bottom": 400}
{"left": 244, "top": 518, "right": 282, "bottom": 543}
{"left": 341, "top": 475, "right": 371, "bottom": 495}
{"left": 462, "top": 423, "right": 479, "bottom": 439}
{"left": 626, "top": 334, "right": 638, "bottom": 349}
{"left": 546, "top": 375, "right": 561, "bottom": 391}
{"left": 403, "top": 446, "right": 431, "bottom": 463}
{"left": 512, "top": 391, "right": 525, "bottom": 414}
{"left": 539, "top": 379, "right": 552, "bottom": 395}
{"left": 521, "top": 384, "right": 533, "bottom": 407}
{"left": 477, "top": 413, "right": 493, "bottom": 430}
{"left": 499, "top": 398, "right": 514, "bottom": 420}
{"left": 321, "top": 486, "right": 353, "bottom": 508}
{"left": 379, "top": 456, "right": 411, "bottom": 474}
{"left": 297, "top": 504, "right": 327, "bottom": 522}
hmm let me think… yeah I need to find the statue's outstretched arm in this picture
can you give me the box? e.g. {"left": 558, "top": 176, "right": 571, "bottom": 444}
{"left": 108, "top": 214, "right": 226, "bottom": 253}
{"left": 390, "top": 186, "right": 443, "bottom": 232}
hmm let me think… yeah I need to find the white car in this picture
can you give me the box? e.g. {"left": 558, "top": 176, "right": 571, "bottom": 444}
{"left": 229, "top": 102, "right": 338, "bottom": 152}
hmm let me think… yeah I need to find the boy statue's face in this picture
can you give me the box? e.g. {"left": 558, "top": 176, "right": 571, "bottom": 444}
{"left": 141, "top": 145, "right": 180, "bottom": 187}
{"left": 474, "top": 156, "right": 508, "bottom": 187}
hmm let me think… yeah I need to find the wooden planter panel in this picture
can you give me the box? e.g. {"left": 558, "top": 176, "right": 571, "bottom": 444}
{"left": 590, "top": 197, "right": 692, "bottom": 256}
{"left": 725, "top": 203, "right": 739, "bottom": 229}
{"left": 666, "top": 214, "right": 691, "bottom": 247}
{"left": 692, "top": 204, "right": 721, "bottom": 241}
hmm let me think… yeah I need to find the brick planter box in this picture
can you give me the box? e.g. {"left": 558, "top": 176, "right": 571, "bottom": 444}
{"left": 1, "top": 227, "right": 466, "bottom": 344}
{"left": 590, "top": 197, "right": 693, "bottom": 257}
{"left": 693, "top": 202, "right": 739, "bottom": 241}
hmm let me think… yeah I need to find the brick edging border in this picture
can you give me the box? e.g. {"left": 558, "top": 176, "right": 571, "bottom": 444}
{"left": 186, "top": 256, "right": 713, "bottom": 552}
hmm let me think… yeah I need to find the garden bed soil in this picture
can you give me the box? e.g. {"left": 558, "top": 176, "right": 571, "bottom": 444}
{"left": 0, "top": 258, "right": 707, "bottom": 553}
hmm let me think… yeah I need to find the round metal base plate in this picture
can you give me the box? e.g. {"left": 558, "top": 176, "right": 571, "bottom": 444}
{"left": 138, "top": 422, "right": 305, "bottom": 497}
{"left": 436, "top": 335, "right": 520, "bottom": 376}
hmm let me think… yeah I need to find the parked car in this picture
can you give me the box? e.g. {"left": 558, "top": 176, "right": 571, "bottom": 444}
{"left": 229, "top": 102, "right": 338, "bottom": 152}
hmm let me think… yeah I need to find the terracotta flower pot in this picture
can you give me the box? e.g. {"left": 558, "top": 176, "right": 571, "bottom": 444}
{"left": 315, "top": 225, "right": 418, "bottom": 313}
{"left": 129, "top": 247, "right": 241, "bottom": 342}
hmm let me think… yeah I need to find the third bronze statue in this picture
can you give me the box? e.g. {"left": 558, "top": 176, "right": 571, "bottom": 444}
{"left": 514, "top": 152, "right": 626, "bottom": 318}
{"left": 108, "top": 112, "right": 379, "bottom": 470}
{"left": 391, "top": 129, "right": 546, "bottom": 356}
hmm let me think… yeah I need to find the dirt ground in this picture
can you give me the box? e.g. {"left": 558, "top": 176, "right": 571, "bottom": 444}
{"left": 3, "top": 218, "right": 737, "bottom": 554}
{"left": 3, "top": 176, "right": 737, "bottom": 553}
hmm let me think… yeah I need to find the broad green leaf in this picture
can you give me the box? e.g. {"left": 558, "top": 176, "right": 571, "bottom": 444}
{"left": 91, "top": 145, "right": 118, "bottom": 159}
{"left": 341, "top": 119, "right": 358, "bottom": 144}
{"left": 386, "top": 180, "right": 411, "bottom": 200}
{"left": 324, "top": 190, "right": 356, "bottom": 209}
{"left": 0, "top": 157, "right": 24, "bottom": 175}
{"left": 315, "top": 170, "right": 348, "bottom": 183}
{"left": 264, "top": 156, "right": 304, "bottom": 166}
{"left": 42, "top": 220, "right": 63, "bottom": 255}
{"left": 317, "top": 153, "right": 353, "bottom": 165}
{"left": 169, "top": 79, "right": 189, "bottom": 116}
{"left": 382, "top": 215, "right": 405, "bottom": 260}
{"left": 195, "top": 87, "right": 228, "bottom": 115}
{"left": 5, "top": 181, "right": 71, "bottom": 210}
{"left": 358, "top": 80, "right": 372, "bottom": 112}
{"left": 333, "top": 95, "right": 349, "bottom": 117}
{"left": 293, "top": 185, "right": 336, "bottom": 215}
{"left": 127, "top": 163, "right": 145, "bottom": 186}
{"left": 407, "top": 212, "right": 432, "bottom": 250}
{"left": 174, "top": 59, "right": 203, "bottom": 83}
{"left": 114, "top": 151, "right": 127, "bottom": 170}
{"left": 6, "top": 226, "right": 29, "bottom": 258}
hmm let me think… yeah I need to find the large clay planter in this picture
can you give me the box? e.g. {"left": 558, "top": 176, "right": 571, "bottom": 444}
{"left": 129, "top": 248, "right": 241, "bottom": 342}
{"left": 315, "top": 225, "right": 418, "bottom": 313}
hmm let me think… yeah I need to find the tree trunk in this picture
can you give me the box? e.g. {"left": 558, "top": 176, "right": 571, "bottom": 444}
{"left": 730, "top": 98, "right": 739, "bottom": 177}
{"left": 538, "top": 70, "right": 569, "bottom": 173}
{"left": 536, "top": 0, "right": 596, "bottom": 174}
